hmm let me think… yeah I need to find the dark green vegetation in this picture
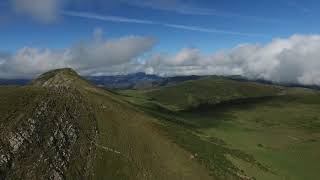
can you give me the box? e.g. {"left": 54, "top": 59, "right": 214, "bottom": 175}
{"left": 0, "top": 69, "right": 212, "bottom": 180}
{"left": 142, "top": 77, "right": 283, "bottom": 111}
{"left": 118, "top": 77, "right": 320, "bottom": 180}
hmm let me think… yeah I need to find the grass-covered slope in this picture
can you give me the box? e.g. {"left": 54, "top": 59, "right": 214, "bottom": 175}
{"left": 141, "top": 76, "right": 283, "bottom": 111}
{"left": 86, "top": 88, "right": 212, "bottom": 180}
{"left": 198, "top": 89, "right": 320, "bottom": 180}
{"left": 118, "top": 77, "right": 320, "bottom": 180}
{"left": 0, "top": 69, "right": 213, "bottom": 180}
{"left": 0, "top": 86, "right": 97, "bottom": 179}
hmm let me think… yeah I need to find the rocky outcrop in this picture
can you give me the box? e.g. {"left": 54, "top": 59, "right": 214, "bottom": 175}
{"left": 0, "top": 69, "right": 98, "bottom": 180}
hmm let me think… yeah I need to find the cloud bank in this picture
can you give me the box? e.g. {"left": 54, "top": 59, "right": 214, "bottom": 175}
{"left": 144, "top": 34, "right": 320, "bottom": 86}
{"left": 1, "top": 33, "right": 320, "bottom": 86}
{"left": 0, "top": 29, "right": 155, "bottom": 78}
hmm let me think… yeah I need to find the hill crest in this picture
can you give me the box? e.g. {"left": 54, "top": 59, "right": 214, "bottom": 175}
{"left": 30, "top": 68, "right": 90, "bottom": 89}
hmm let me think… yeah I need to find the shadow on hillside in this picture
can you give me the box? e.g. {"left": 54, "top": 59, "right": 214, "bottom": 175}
{"left": 164, "top": 96, "right": 279, "bottom": 129}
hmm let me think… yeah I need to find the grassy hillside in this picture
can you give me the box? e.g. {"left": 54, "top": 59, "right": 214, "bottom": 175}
{"left": 2, "top": 69, "right": 319, "bottom": 180}
{"left": 118, "top": 77, "right": 320, "bottom": 180}
{"left": 133, "top": 76, "right": 283, "bottom": 111}
{"left": 0, "top": 69, "right": 213, "bottom": 180}
{"left": 198, "top": 90, "right": 320, "bottom": 180}
{"left": 0, "top": 84, "right": 97, "bottom": 179}
{"left": 85, "top": 87, "right": 212, "bottom": 180}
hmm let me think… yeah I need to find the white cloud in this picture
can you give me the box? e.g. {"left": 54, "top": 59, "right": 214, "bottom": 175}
{"left": 0, "top": 29, "right": 155, "bottom": 78}
{"left": 11, "top": 0, "right": 61, "bottom": 22}
{"left": 144, "top": 34, "right": 320, "bottom": 86}
{"left": 2, "top": 33, "right": 320, "bottom": 86}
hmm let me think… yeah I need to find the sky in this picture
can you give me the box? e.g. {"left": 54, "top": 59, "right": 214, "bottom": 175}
{"left": 1, "top": 0, "right": 320, "bottom": 85}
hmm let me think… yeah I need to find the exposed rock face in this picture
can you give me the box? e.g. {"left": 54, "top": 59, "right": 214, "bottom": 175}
{"left": 0, "top": 69, "right": 98, "bottom": 179}
{"left": 31, "top": 68, "right": 87, "bottom": 89}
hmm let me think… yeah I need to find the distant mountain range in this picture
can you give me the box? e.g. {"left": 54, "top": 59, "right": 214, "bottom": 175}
{"left": 0, "top": 72, "right": 201, "bottom": 89}
{"left": 0, "top": 79, "right": 30, "bottom": 86}
{"left": 1, "top": 72, "right": 319, "bottom": 90}
{"left": 86, "top": 72, "right": 202, "bottom": 89}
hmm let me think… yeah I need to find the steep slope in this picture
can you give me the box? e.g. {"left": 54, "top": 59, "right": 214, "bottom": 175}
{"left": 0, "top": 68, "right": 213, "bottom": 180}
{"left": 0, "top": 69, "right": 98, "bottom": 179}
{"left": 87, "top": 88, "right": 212, "bottom": 180}
{"left": 79, "top": 72, "right": 213, "bottom": 179}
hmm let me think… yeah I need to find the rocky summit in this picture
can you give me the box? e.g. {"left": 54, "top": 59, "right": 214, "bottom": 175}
{"left": 0, "top": 69, "right": 98, "bottom": 179}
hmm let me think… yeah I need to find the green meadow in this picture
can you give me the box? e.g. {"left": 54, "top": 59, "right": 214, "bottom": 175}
{"left": 118, "top": 77, "right": 320, "bottom": 180}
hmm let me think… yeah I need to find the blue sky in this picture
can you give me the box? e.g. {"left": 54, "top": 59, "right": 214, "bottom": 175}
{"left": 1, "top": 0, "right": 320, "bottom": 86}
{"left": 1, "top": 0, "right": 319, "bottom": 52}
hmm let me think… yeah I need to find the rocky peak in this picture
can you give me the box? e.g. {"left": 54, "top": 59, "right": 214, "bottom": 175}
{"left": 31, "top": 68, "right": 90, "bottom": 89}
{"left": 0, "top": 69, "right": 98, "bottom": 179}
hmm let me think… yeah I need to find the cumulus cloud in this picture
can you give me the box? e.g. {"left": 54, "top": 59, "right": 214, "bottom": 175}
{"left": 144, "top": 34, "right": 320, "bottom": 86}
{"left": 11, "top": 0, "right": 61, "bottom": 22}
{"left": 2, "top": 33, "right": 320, "bottom": 86}
{"left": 0, "top": 29, "right": 155, "bottom": 78}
